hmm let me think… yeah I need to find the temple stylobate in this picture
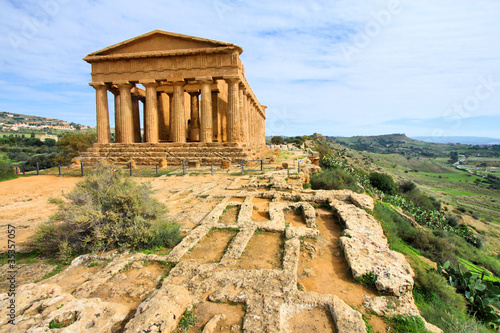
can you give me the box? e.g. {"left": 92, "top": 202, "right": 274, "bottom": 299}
{"left": 81, "top": 30, "right": 268, "bottom": 165}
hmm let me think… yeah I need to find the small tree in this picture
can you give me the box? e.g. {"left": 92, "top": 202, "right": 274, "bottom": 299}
{"left": 28, "top": 162, "right": 182, "bottom": 258}
{"left": 369, "top": 172, "right": 397, "bottom": 195}
{"left": 271, "top": 136, "right": 284, "bottom": 145}
{"left": 54, "top": 132, "right": 96, "bottom": 165}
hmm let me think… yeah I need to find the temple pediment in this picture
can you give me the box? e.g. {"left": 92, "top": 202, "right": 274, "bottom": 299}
{"left": 84, "top": 30, "right": 242, "bottom": 61}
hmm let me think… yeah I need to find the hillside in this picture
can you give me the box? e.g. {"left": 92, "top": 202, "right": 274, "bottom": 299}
{"left": 331, "top": 133, "right": 500, "bottom": 158}
{"left": 0, "top": 111, "right": 70, "bottom": 127}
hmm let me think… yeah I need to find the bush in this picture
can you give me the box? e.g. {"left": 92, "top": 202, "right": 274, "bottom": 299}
{"left": 403, "top": 189, "right": 441, "bottom": 211}
{"left": 369, "top": 172, "right": 397, "bottom": 195}
{"left": 54, "top": 132, "right": 96, "bottom": 165}
{"left": 310, "top": 169, "right": 363, "bottom": 193}
{"left": 0, "top": 160, "right": 16, "bottom": 180}
{"left": 28, "top": 162, "right": 182, "bottom": 258}
{"left": 385, "top": 315, "right": 429, "bottom": 333}
{"left": 398, "top": 180, "right": 416, "bottom": 193}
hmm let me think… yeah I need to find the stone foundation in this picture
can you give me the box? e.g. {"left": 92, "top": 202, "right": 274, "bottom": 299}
{"left": 78, "top": 142, "right": 270, "bottom": 166}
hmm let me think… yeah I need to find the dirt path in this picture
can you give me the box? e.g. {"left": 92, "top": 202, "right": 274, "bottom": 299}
{"left": 0, "top": 176, "right": 81, "bottom": 250}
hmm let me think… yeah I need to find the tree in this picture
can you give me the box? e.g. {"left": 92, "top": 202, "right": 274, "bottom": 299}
{"left": 369, "top": 172, "right": 397, "bottom": 195}
{"left": 271, "top": 136, "right": 284, "bottom": 144}
{"left": 54, "top": 132, "right": 96, "bottom": 165}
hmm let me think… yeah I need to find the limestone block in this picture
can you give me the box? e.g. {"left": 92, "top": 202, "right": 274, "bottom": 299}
{"left": 188, "top": 160, "right": 201, "bottom": 168}
{"left": 128, "top": 160, "right": 137, "bottom": 169}
{"left": 276, "top": 166, "right": 284, "bottom": 170}
{"left": 124, "top": 285, "right": 192, "bottom": 333}
{"left": 158, "top": 159, "right": 168, "bottom": 168}
{"left": 221, "top": 160, "right": 231, "bottom": 169}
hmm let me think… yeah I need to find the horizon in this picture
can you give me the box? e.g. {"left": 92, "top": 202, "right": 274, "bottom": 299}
{"left": 1, "top": 1, "right": 499, "bottom": 139}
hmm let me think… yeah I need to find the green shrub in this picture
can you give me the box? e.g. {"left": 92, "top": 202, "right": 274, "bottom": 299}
{"left": 403, "top": 188, "right": 441, "bottom": 211}
{"left": 0, "top": 160, "right": 16, "bottom": 180}
{"left": 385, "top": 315, "right": 428, "bottom": 333}
{"left": 369, "top": 172, "right": 397, "bottom": 195}
{"left": 28, "top": 162, "right": 182, "bottom": 258}
{"left": 398, "top": 180, "right": 417, "bottom": 193}
{"left": 310, "top": 169, "right": 363, "bottom": 193}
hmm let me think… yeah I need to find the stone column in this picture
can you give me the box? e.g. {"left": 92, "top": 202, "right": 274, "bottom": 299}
{"left": 238, "top": 84, "right": 245, "bottom": 143}
{"left": 261, "top": 106, "right": 267, "bottom": 144}
{"left": 197, "top": 77, "right": 213, "bottom": 143}
{"left": 89, "top": 82, "right": 111, "bottom": 144}
{"left": 171, "top": 81, "right": 186, "bottom": 143}
{"left": 142, "top": 81, "right": 159, "bottom": 143}
{"left": 132, "top": 95, "right": 141, "bottom": 142}
{"left": 167, "top": 93, "right": 174, "bottom": 141}
{"left": 110, "top": 88, "right": 121, "bottom": 143}
{"left": 225, "top": 76, "right": 240, "bottom": 143}
{"left": 189, "top": 92, "right": 200, "bottom": 141}
{"left": 116, "top": 82, "right": 134, "bottom": 144}
{"left": 211, "top": 91, "right": 219, "bottom": 142}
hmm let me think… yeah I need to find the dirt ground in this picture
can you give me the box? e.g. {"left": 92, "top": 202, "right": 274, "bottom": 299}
{"left": 0, "top": 175, "right": 81, "bottom": 250}
{"left": 0, "top": 150, "right": 395, "bottom": 332}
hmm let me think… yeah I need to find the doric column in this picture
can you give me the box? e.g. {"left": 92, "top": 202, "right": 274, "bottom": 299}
{"left": 261, "top": 106, "right": 267, "bottom": 144}
{"left": 189, "top": 92, "right": 200, "bottom": 141}
{"left": 89, "top": 82, "right": 111, "bottom": 144}
{"left": 211, "top": 91, "right": 219, "bottom": 142}
{"left": 110, "top": 88, "right": 121, "bottom": 143}
{"left": 158, "top": 92, "right": 170, "bottom": 141}
{"left": 197, "top": 77, "right": 213, "bottom": 143}
{"left": 142, "top": 81, "right": 159, "bottom": 143}
{"left": 238, "top": 84, "right": 246, "bottom": 143}
{"left": 225, "top": 76, "right": 240, "bottom": 143}
{"left": 171, "top": 81, "right": 186, "bottom": 143}
{"left": 132, "top": 95, "right": 141, "bottom": 142}
{"left": 116, "top": 82, "right": 134, "bottom": 144}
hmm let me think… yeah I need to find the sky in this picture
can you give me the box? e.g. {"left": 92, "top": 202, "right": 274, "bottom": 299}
{"left": 1, "top": 0, "right": 499, "bottom": 140}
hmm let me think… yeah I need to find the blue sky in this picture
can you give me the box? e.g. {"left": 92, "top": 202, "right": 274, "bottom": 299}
{"left": 1, "top": 0, "right": 499, "bottom": 139}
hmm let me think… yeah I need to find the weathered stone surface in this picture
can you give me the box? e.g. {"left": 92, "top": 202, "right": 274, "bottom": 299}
{"left": 124, "top": 285, "right": 192, "bottom": 333}
{"left": 27, "top": 298, "right": 130, "bottom": 333}
{"left": 221, "top": 160, "right": 231, "bottom": 169}
{"left": 202, "top": 314, "right": 226, "bottom": 333}
{"left": 282, "top": 162, "right": 288, "bottom": 169}
{"left": 364, "top": 295, "right": 443, "bottom": 333}
{"left": 331, "top": 295, "right": 366, "bottom": 333}
{"left": 128, "top": 160, "right": 137, "bottom": 169}
{"left": 158, "top": 158, "right": 168, "bottom": 168}
{"left": 332, "top": 199, "right": 414, "bottom": 297}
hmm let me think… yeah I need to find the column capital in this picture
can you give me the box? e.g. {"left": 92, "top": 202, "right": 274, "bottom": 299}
{"left": 140, "top": 79, "right": 159, "bottom": 87}
{"left": 224, "top": 75, "right": 240, "bottom": 84}
{"left": 188, "top": 91, "right": 201, "bottom": 97}
{"left": 171, "top": 80, "right": 186, "bottom": 87}
{"left": 115, "top": 81, "right": 134, "bottom": 89}
{"left": 89, "top": 82, "right": 109, "bottom": 90}
{"left": 195, "top": 76, "right": 213, "bottom": 83}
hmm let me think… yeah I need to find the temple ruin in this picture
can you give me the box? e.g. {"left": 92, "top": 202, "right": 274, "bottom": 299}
{"left": 79, "top": 30, "right": 268, "bottom": 165}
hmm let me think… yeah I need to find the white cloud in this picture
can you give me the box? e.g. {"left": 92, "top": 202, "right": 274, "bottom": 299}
{"left": 0, "top": 0, "right": 499, "bottom": 137}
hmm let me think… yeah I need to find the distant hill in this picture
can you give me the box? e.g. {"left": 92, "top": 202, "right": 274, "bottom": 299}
{"left": 0, "top": 111, "right": 69, "bottom": 127}
{"left": 330, "top": 133, "right": 500, "bottom": 157}
{"left": 412, "top": 136, "right": 500, "bottom": 145}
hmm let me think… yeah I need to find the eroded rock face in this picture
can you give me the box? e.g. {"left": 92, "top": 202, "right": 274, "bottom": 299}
{"left": 332, "top": 199, "right": 414, "bottom": 296}
{"left": 124, "top": 285, "right": 192, "bottom": 333}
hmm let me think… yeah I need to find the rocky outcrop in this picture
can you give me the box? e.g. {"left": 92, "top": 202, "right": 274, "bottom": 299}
{"left": 124, "top": 285, "right": 192, "bottom": 333}
{"left": 332, "top": 199, "right": 414, "bottom": 296}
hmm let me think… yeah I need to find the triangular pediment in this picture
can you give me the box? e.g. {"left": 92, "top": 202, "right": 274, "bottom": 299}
{"left": 86, "top": 30, "right": 242, "bottom": 58}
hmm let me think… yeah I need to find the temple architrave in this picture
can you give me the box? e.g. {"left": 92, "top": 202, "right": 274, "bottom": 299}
{"left": 79, "top": 30, "right": 268, "bottom": 165}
